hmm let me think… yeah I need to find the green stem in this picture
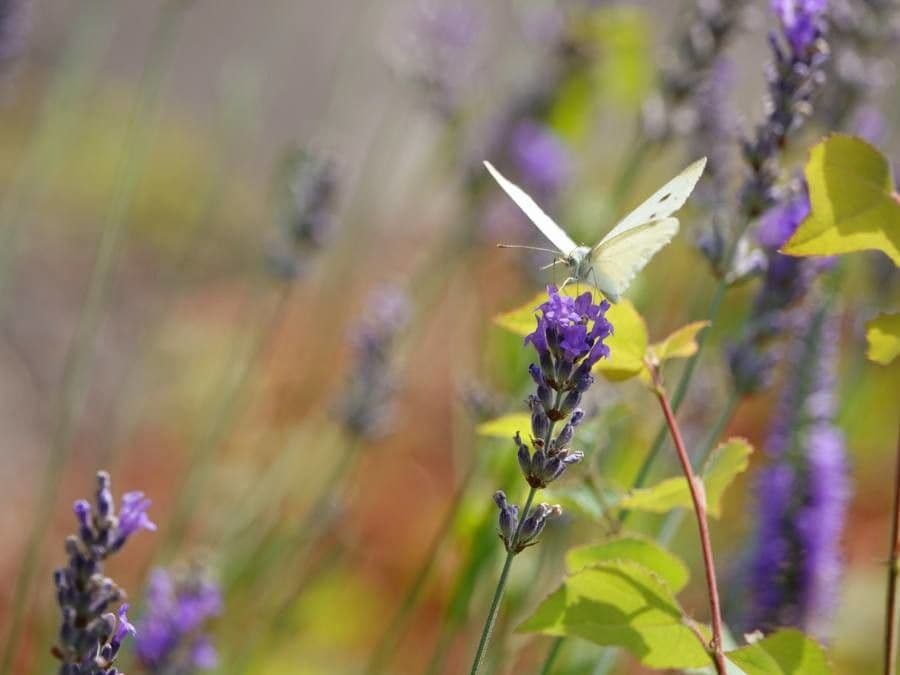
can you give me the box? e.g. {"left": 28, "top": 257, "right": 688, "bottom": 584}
{"left": 539, "top": 637, "right": 565, "bottom": 675}
{"left": 0, "top": 4, "right": 189, "bottom": 671}
{"left": 609, "top": 138, "right": 653, "bottom": 214}
{"left": 469, "top": 486, "right": 538, "bottom": 675}
{"left": 884, "top": 432, "right": 900, "bottom": 675}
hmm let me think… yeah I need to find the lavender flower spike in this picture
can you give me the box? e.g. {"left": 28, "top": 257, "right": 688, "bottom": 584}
{"left": 745, "top": 304, "right": 850, "bottom": 640}
{"left": 52, "top": 471, "right": 154, "bottom": 674}
{"left": 772, "top": 0, "right": 828, "bottom": 56}
{"left": 338, "top": 284, "right": 410, "bottom": 439}
{"left": 135, "top": 567, "right": 223, "bottom": 673}
{"left": 493, "top": 285, "right": 612, "bottom": 554}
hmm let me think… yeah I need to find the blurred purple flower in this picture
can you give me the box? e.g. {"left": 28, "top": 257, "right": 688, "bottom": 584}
{"left": 338, "top": 284, "right": 410, "bottom": 439}
{"left": 510, "top": 121, "right": 571, "bottom": 199}
{"left": 402, "top": 2, "right": 483, "bottom": 118}
{"left": 0, "top": 0, "right": 30, "bottom": 69}
{"left": 135, "top": 568, "right": 223, "bottom": 673}
{"left": 52, "top": 471, "right": 153, "bottom": 674}
{"left": 746, "top": 306, "right": 849, "bottom": 640}
{"left": 772, "top": 0, "right": 827, "bottom": 56}
{"left": 756, "top": 183, "right": 810, "bottom": 249}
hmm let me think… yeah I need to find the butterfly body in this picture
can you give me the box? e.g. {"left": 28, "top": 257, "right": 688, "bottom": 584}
{"left": 485, "top": 158, "right": 706, "bottom": 302}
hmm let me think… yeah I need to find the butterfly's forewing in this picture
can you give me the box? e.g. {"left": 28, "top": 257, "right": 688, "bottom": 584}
{"left": 483, "top": 161, "right": 578, "bottom": 257}
{"left": 590, "top": 218, "right": 680, "bottom": 302}
{"left": 597, "top": 157, "right": 706, "bottom": 246}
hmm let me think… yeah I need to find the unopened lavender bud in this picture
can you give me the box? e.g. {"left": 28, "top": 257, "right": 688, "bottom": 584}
{"left": 554, "top": 422, "right": 575, "bottom": 450}
{"left": 530, "top": 401, "right": 550, "bottom": 441}
{"left": 515, "top": 433, "right": 532, "bottom": 477}
{"left": 558, "top": 389, "right": 581, "bottom": 418}
{"left": 96, "top": 471, "right": 113, "bottom": 517}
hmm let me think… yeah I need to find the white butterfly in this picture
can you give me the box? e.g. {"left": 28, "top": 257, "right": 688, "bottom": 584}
{"left": 484, "top": 157, "right": 707, "bottom": 302}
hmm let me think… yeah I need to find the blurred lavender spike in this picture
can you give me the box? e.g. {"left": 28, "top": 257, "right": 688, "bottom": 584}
{"left": 739, "top": 0, "right": 829, "bottom": 219}
{"left": 266, "top": 147, "right": 339, "bottom": 279}
{"left": 0, "top": 0, "right": 30, "bottom": 73}
{"left": 135, "top": 567, "right": 223, "bottom": 673}
{"left": 745, "top": 304, "right": 849, "bottom": 640}
{"left": 338, "top": 283, "right": 411, "bottom": 439}
{"left": 642, "top": 0, "right": 749, "bottom": 142}
{"left": 52, "top": 472, "right": 154, "bottom": 674}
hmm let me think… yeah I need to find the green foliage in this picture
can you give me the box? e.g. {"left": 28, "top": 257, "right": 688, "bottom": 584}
{"left": 476, "top": 413, "right": 531, "bottom": 439}
{"left": 866, "top": 313, "right": 900, "bottom": 366}
{"left": 519, "top": 561, "right": 712, "bottom": 669}
{"left": 725, "top": 630, "right": 832, "bottom": 675}
{"left": 595, "top": 299, "right": 649, "bottom": 381}
{"left": 565, "top": 535, "right": 690, "bottom": 592}
{"left": 619, "top": 438, "right": 752, "bottom": 518}
{"left": 647, "top": 321, "right": 711, "bottom": 364}
{"left": 783, "top": 135, "right": 900, "bottom": 265}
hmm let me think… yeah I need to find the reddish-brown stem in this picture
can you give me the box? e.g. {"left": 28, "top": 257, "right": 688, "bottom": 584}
{"left": 654, "top": 374, "right": 727, "bottom": 675}
{"left": 884, "top": 433, "right": 900, "bottom": 675}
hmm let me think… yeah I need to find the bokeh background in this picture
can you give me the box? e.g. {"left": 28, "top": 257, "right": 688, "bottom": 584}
{"left": 0, "top": 0, "right": 898, "bottom": 673}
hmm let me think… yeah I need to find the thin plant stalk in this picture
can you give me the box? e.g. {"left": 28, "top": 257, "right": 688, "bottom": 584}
{"left": 0, "top": 3, "right": 190, "bottom": 671}
{"left": 653, "top": 368, "right": 727, "bottom": 675}
{"left": 884, "top": 432, "right": 900, "bottom": 675}
{"left": 469, "top": 485, "right": 539, "bottom": 675}
{"left": 0, "top": 0, "right": 112, "bottom": 312}
{"left": 159, "top": 280, "right": 292, "bottom": 558}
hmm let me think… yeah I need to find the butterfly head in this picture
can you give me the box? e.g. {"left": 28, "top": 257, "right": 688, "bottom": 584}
{"left": 565, "top": 246, "right": 593, "bottom": 280}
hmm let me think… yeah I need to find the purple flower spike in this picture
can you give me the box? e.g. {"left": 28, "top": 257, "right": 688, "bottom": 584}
{"left": 772, "top": 0, "right": 827, "bottom": 56}
{"left": 510, "top": 121, "right": 571, "bottom": 199}
{"left": 136, "top": 567, "right": 223, "bottom": 673}
{"left": 52, "top": 471, "right": 154, "bottom": 673}
{"left": 745, "top": 306, "right": 849, "bottom": 640}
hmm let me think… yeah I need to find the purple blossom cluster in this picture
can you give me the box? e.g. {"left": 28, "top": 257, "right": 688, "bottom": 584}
{"left": 338, "top": 284, "right": 410, "bottom": 439}
{"left": 52, "top": 472, "right": 155, "bottom": 674}
{"left": 135, "top": 568, "right": 223, "bottom": 673}
{"left": 493, "top": 285, "right": 612, "bottom": 553}
{"left": 746, "top": 305, "right": 849, "bottom": 640}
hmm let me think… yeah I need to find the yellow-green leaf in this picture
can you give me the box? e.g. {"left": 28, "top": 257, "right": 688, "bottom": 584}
{"left": 519, "top": 561, "right": 711, "bottom": 669}
{"left": 648, "top": 321, "right": 711, "bottom": 364}
{"left": 476, "top": 413, "right": 530, "bottom": 439}
{"left": 619, "top": 438, "right": 752, "bottom": 518}
{"left": 866, "top": 313, "right": 900, "bottom": 365}
{"left": 566, "top": 535, "right": 690, "bottom": 592}
{"left": 726, "top": 629, "right": 832, "bottom": 675}
{"left": 782, "top": 134, "right": 900, "bottom": 265}
{"left": 594, "top": 299, "right": 649, "bottom": 381}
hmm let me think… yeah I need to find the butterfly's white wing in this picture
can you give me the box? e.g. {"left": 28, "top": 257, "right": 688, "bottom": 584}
{"left": 597, "top": 157, "right": 706, "bottom": 246}
{"left": 483, "top": 161, "right": 578, "bottom": 257}
{"left": 589, "top": 218, "right": 679, "bottom": 302}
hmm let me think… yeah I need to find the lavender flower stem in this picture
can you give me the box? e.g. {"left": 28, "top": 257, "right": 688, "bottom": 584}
{"left": 0, "top": 5, "right": 191, "bottom": 672}
{"left": 885, "top": 435, "right": 900, "bottom": 675}
{"left": 470, "top": 382, "right": 566, "bottom": 675}
{"left": 469, "top": 485, "right": 539, "bottom": 675}
{"left": 654, "top": 374, "right": 727, "bottom": 675}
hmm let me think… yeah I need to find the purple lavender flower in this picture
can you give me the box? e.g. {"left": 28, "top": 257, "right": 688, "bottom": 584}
{"left": 267, "top": 148, "right": 338, "bottom": 279}
{"left": 0, "top": 0, "right": 30, "bottom": 71}
{"left": 740, "top": 0, "right": 829, "bottom": 218}
{"left": 493, "top": 285, "right": 612, "bottom": 554}
{"left": 642, "top": 0, "right": 748, "bottom": 142}
{"left": 509, "top": 121, "right": 571, "bottom": 199}
{"left": 400, "top": 2, "right": 483, "bottom": 119}
{"left": 772, "top": 0, "right": 828, "bottom": 55}
{"left": 52, "top": 471, "right": 154, "bottom": 674}
{"left": 338, "top": 284, "right": 410, "bottom": 439}
{"left": 135, "top": 568, "right": 223, "bottom": 673}
{"left": 728, "top": 182, "right": 831, "bottom": 393}
{"left": 746, "top": 306, "right": 849, "bottom": 640}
